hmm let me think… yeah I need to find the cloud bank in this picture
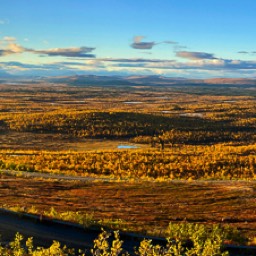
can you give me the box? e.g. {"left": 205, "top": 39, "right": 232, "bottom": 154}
{"left": 1, "top": 35, "right": 256, "bottom": 78}
{"left": 2, "top": 56, "right": 256, "bottom": 78}
{"left": 0, "top": 37, "right": 96, "bottom": 58}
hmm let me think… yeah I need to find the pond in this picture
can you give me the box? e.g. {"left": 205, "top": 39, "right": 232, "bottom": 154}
{"left": 123, "top": 101, "right": 143, "bottom": 104}
{"left": 117, "top": 145, "right": 139, "bottom": 149}
{"left": 161, "top": 110, "right": 175, "bottom": 113}
{"left": 180, "top": 112, "right": 204, "bottom": 118}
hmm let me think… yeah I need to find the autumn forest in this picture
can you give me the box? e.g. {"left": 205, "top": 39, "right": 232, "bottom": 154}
{"left": 0, "top": 79, "right": 255, "bottom": 254}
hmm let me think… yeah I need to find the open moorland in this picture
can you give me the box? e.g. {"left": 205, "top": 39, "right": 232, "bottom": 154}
{"left": 0, "top": 78, "right": 255, "bottom": 246}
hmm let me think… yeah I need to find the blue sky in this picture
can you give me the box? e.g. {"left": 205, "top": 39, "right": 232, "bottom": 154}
{"left": 1, "top": 0, "right": 256, "bottom": 78}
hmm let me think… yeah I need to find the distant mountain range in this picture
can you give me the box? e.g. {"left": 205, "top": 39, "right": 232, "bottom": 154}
{"left": 0, "top": 70, "right": 14, "bottom": 78}
{"left": 1, "top": 74, "right": 256, "bottom": 86}
{"left": 46, "top": 75, "right": 256, "bottom": 87}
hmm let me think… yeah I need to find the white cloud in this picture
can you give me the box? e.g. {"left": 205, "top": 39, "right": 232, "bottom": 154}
{"left": 176, "top": 51, "right": 216, "bottom": 60}
{"left": 230, "top": 60, "right": 240, "bottom": 65}
{"left": 8, "top": 43, "right": 24, "bottom": 53}
{"left": 33, "top": 46, "right": 96, "bottom": 58}
{"left": 0, "top": 36, "right": 96, "bottom": 58}
{"left": 3, "top": 36, "right": 16, "bottom": 42}
{"left": 131, "top": 36, "right": 178, "bottom": 50}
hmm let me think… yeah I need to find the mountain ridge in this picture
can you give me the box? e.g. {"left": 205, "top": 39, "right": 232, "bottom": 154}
{"left": 46, "top": 75, "right": 256, "bottom": 86}
{"left": 1, "top": 74, "right": 256, "bottom": 86}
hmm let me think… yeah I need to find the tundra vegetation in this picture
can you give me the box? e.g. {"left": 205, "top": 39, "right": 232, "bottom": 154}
{"left": 0, "top": 223, "right": 232, "bottom": 255}
{"left": 0, "top": 81, "right": 255, "bottom": 254}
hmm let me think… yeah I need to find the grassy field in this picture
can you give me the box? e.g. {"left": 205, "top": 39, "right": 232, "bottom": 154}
{"left": 1, "top": 172, "right": 255, "bottom": 241}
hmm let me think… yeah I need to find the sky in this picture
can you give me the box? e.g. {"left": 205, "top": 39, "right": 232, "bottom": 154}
{"left": 1, "top": 0, "right": 256, "bottom": 78}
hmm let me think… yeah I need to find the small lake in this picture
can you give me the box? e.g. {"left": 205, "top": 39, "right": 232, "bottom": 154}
{"left": 123, "top": 101, "right": 143, "bottom": 104}
{"left": 161, "top": 110, "right": 175, "bottom": 113}
{"left": 117, "top": 145, "right": 139, "bottom": 149}
{"left": 180, "top": 113, "right": 204, "bottom": 118}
